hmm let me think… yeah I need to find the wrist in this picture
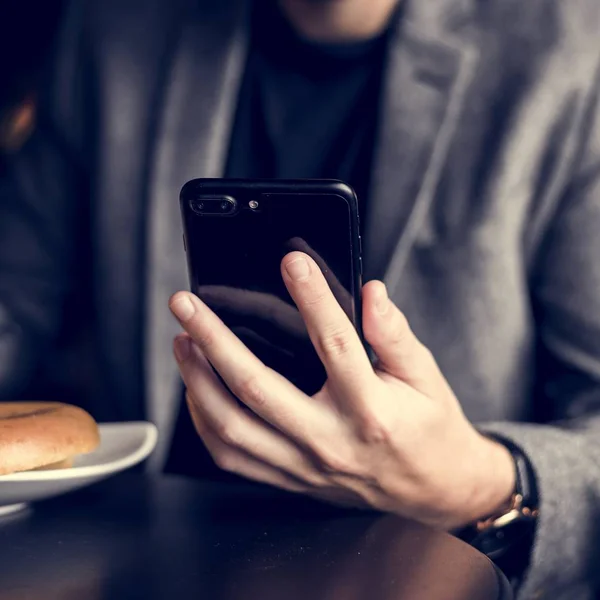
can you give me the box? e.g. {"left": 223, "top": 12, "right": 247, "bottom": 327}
{"left": 467, "top": 434, "right": 516, "bottom": 524}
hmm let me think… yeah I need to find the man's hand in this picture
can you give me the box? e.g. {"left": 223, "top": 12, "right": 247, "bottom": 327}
{"left": 169, "top": 252, "right": 515, "bottom": 530}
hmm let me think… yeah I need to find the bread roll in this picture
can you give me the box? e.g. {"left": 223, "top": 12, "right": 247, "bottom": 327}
{"left": 0, "top": 402, "right": 100, "bottom": 475}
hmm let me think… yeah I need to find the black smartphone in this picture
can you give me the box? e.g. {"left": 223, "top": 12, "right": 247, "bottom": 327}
{"left": 179, "top": 179, "right": 362, "bottom": 395}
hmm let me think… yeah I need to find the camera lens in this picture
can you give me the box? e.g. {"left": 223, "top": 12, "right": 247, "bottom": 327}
{"left": 190, "top": 196, "right": 236, "bottom": 215}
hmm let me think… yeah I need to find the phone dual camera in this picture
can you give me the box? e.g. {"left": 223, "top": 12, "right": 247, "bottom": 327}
{"left": 190, "top": 196, "right": 259, "bottom": 216}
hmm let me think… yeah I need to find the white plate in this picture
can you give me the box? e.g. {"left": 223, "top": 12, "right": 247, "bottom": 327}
{"left": 0, "top": 422, "right": 158, "bottom": 515}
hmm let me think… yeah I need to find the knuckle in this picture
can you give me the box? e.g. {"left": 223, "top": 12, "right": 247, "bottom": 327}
{"left": 357, "top": 414, "right": 391, "bottom": 445}
{"left": 191, "top": 323, "right": 217, "bottom": 350}
{"left": 391, "top": 312, "right": 414, "bottom": 345}
{"left": 213, "top": 420, "right": 242, "bottom": 448}
{"left": 213, "top": 450, "right": 239, "bottom": 473}
{"left": 303, "top": 471, "right": 329, "bottom": 489}
{"left": 300, "top": 283, "right": 329, "bottom": 307}
{"left": 235, "top": 373, "right": 267, "bottom": 408}
{"left": 318, "top": 327, "right": 354, "bottom": 360}
{"left": 314, "top": 446, "right": 356, "bottom": 477}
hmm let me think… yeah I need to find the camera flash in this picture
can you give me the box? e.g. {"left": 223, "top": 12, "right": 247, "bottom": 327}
{"left": 249, "top": 200, "right": 259, "bottom": 209}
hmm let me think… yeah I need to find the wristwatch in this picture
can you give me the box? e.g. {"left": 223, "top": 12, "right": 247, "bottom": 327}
{"left": 461, "top": 435, "right": 539, "bottom": 580}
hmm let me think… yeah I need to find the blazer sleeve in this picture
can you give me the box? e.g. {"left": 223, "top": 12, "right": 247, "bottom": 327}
{"left": 0, "top": 0, "right": 89, "bottom": 399}
{"left": 480, "top": 75, "right": 600, "bottom": 600}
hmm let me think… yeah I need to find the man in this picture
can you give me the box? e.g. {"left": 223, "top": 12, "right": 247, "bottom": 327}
{"left": 0, "top": 0, "right": 599, "bottom": 597}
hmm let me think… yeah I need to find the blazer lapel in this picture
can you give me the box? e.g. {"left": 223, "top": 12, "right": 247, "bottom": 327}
{"left": 366, "top": 0, "right": 479, "bottom": 294}
{"left": 145, "top": 0, "right": 249, "bottom": 468}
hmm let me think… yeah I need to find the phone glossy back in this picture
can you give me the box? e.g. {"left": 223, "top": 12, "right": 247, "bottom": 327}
{"left": 180, "top": 179, "right": 362, "bottom": 395}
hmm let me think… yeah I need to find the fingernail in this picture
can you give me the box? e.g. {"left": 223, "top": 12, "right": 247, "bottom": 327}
{"left": 375, "top": 286, "right": 389, "bottom": 315}
{"left": 285, "top": 256, "right": 311, "bottom": 281}
{"left": 173, "top": 335, "right": 191, "bottom": 362}
{"left": 171, "top": 294, "right": 195, "bottom": 322}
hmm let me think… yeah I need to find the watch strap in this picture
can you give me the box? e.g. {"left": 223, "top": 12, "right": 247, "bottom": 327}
{"left": 485, "top": 433, "right": 539, "bottom": 511}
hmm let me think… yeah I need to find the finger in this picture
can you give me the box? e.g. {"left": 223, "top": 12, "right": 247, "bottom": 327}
{"left": 169, "top": 299, "right": 335, "bottom": 445}
{"left": 284, "top": 237, "right": 354, "bottom": 320}
{"left": 280, "top": 252, "right": 374, "bottom": 406}
{"left": 186, "top": 391, "right": 366, "bottom": 511}
{"left": 177, "top": 350, "right": 371, "bottom": 511}
{"left": 187, "top": 399, "right": 309, "bottom": 494}
{"left": 361, "top": 281, "right": 443, "bottom": 397}
{"left": 174, "top": 335, "right": 330, "bottom": 486}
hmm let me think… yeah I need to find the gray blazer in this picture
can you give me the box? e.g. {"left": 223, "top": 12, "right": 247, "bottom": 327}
{"left": 0, "top": 0, "right": 599, "bottom": 597}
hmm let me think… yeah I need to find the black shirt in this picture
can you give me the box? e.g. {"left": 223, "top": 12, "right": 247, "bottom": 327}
{"left": 165, "top": 2, "right": 393, "bottom": 479}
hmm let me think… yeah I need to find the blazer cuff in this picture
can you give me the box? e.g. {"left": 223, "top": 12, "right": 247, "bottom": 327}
{"left": 478, "top": 421, "right": 597, "bottom": 600}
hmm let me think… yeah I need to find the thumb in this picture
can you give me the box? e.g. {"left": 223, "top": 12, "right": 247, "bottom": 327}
{"left": 362, "top": 281, "right": 443, "bottom": 396}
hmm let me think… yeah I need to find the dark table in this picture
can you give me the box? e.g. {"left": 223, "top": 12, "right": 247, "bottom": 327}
{"left": 0, "top": 474, "right": 511, "bottom": 600}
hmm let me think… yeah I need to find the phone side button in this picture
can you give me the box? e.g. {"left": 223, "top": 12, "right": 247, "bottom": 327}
{"left": 182, "top": 234, "right": 187, "bottom": 252}
{"left": 359, "top": 256, "right": 363, "bottom": 275}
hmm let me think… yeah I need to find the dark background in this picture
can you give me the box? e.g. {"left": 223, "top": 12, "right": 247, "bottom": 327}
{"left": 0, "top": 0, "right": 66, "bottom": 153}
